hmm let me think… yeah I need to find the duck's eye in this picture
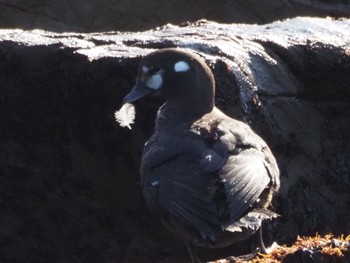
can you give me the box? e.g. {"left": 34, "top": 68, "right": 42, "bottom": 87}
{"left": 174, "top": 61, "right": 190, "bottom": 72}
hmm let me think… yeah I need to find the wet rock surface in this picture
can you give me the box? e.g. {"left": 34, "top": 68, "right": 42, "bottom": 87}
{"left": 0, "top": 0, "right": 350, "bottom": 32}
{"left": 0, "top": 18, "right": 349, "bottom": 262}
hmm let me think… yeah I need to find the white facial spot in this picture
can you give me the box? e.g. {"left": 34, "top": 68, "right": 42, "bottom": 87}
{"left": 146, "top": 74, "right": 163, "bottom": 90}
{"left": 174, "top": 61, "right": 190, "bottom": 72}
{"left": 142, "top": 66, "right": 149, "bottom": 74}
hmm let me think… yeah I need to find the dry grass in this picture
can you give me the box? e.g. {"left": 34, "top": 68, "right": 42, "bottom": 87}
{"left": 213, "top": 233, "right": 350, "bottom": 263}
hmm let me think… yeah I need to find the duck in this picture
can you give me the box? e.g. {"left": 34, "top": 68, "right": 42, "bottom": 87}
{"left": 121, "top": 48, "right": 280, "bottom": 263}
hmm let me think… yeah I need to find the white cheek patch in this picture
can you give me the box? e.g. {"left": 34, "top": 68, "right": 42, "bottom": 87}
{"left": 174, "top": 61, "right": 190, "bottom": 72}
{"left": 146, "top": 74, "right": 163, "bottom": 90}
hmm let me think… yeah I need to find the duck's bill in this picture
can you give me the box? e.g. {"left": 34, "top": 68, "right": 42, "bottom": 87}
{"left": 123, "top": 82, "right": 152, "bottom": 103}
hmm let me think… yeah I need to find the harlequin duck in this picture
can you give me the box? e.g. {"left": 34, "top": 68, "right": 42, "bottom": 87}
{"left": 122, "top": 48, "right": 280, "bottom": 262}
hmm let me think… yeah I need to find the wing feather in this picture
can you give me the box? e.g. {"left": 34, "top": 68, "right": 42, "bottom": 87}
{"left": 221, "top": 144, "right": 271, "bottom": 224}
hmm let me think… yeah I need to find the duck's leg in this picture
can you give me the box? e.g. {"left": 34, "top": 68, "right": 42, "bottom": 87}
{"left": 227, "top": 229, "right": 264, "bottom": 261}
{"left": 185, "top": 242, "right": 201, "bottom": 263}
{"left": 258, "top": 225, "right": 280, "bottom": 254}
{"left": 259, "top": 225, "right": 267, "bottom": 253}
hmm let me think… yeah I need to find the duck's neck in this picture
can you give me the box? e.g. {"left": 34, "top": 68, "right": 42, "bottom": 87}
{"left": 155, "top": 97, "right": 214, "bottom": 129}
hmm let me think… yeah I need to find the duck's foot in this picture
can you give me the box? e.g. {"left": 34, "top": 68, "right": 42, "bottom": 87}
{"left": 226, "top": 227, "right": 281, "bottom": 262}
{"left": 226, "top": 247, "right": 260, "bottom": 261}
{"left": 226, "top": 242, "right": 280, "bottom": 262}
{"left": 262, "top": 241, "right": 280, "bottom": 254}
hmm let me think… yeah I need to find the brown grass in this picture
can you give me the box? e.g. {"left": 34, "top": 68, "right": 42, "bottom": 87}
{"left": 214, "top": 233, "right": 350, "bottom": 263}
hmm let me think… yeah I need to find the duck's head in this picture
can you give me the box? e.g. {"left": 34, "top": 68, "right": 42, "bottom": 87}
{"left": 123, "top": 48, "right": 216, "bottom": 117}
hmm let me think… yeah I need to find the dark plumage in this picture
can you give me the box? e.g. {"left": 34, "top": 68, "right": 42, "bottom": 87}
{"left": 122, "top": 48, "right": 280, "bottom": 262}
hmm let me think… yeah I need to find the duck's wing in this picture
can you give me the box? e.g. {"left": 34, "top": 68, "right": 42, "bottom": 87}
{"left": 141, "top": 134, "right": 225, "bottom": 241}
{"left": 141, "top": 114, "right": 279, "bottom": 241}
{"left": 216, "top": 117, "right": 280, "bottom": 228}
{"left": 187, "top": 110, "right": 279, "bottom": 231}
{"left": 220, "top": 147, "right": 271, "bottom": 224}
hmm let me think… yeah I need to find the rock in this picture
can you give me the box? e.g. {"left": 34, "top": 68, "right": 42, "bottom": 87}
{"left": 0, "top": 18, "right": 349, "bottom": 263}
{"left": 0, "top": 0, "right": 349, "bottom": 32}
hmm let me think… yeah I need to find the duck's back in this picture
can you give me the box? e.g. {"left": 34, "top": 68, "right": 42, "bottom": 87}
{"left": 140, "top": 107, "right": 280, "bottom": 247}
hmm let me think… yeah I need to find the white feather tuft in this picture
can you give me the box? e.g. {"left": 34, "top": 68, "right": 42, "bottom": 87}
{"left": 114, "top": 103, "right": 136, "bottom": 129}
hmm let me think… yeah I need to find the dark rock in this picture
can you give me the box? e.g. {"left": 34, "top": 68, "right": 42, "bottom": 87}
{"left": 0, "top": 0, "right": 350, "bottom": 32}
{"left": 0, "top": 18, "right": 349, "bottom": 262}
